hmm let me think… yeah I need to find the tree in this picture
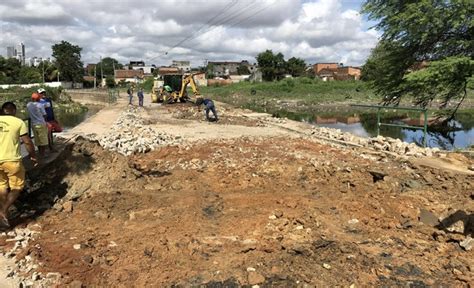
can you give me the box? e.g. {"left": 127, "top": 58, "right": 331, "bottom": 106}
{"left": 0, "top": 57, "right": 21, "bottom": 84}
{"left": 18, "top": 66, "right": 42, "bottom": 83}
{"left": 97, "top": 57, "right": 123, "bottom": 77}
{"left": 237, "top": 64, "right": 250, "bottom": 75}
{"left": 362, "top": 0, "right": 473, "bottom": 119}
{"left": 287, "top": 57, "right": 306, "bottom": 77}
{"left": 51, "top": 41, "right": 84, "bottom": 83}
{"left": 256, "top": 50, "right": 287, "bottom": 81}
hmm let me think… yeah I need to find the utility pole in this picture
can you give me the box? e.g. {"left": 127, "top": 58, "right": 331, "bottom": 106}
{"left": 100, "top": 56, "right": 104, "bottom": 87}
{"left": 113, "top": 61, "right": 116, "bottom": 84}
{"left": 42, "top": 61, "right": 45, "bottom": 83}
{"left": 94, "top": 64, "right": 97, "bottom": 89}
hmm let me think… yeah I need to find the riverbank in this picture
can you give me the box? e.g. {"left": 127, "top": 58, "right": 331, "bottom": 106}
{"left": 200, "top": 79, "right": 474, "bottom": 110}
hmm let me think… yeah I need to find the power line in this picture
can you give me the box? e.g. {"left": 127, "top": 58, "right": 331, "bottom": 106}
{"left": 147, "top": 0, "right": 238, "bottom": 62}
{"left": 172, "top": 1, "right": 265, "bottom": 50}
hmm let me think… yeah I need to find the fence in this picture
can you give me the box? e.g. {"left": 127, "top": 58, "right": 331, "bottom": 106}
{"left": 350, "top": 104, "right": 428, "bottom": 147}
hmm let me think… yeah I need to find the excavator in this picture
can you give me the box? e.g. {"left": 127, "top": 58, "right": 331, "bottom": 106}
{"left": 151, "top": 72, "right": 203, "bottom": 104}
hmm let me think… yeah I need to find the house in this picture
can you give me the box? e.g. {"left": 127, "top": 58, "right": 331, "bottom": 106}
{"left": 314, "top": 63, "right": 339, "bottom": 75}
{"left": 129, "top": 61, "right": 155, "bottom": 75}
{"left": 157, "top": 66, "right": 180, "bottom": 76}
{"left": 114, "top": 69, "right": 144, "bottom": 84}
{"left": 208, "top": 60, "right": 256, "bottom": 77}
{"left": 171, "top": 60, "right": 191, "bottom": 72}
{"left": 313, "top": 63, "right": 361, "bottom": 81}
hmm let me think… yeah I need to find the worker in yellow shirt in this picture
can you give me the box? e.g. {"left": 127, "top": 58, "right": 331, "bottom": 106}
{"left": 0, "top": 102, "right": 37, "bottom": 230}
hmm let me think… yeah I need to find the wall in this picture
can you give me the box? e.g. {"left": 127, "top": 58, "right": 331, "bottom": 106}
{"left": 314, "top": 63, "right": 338, "bottom": 74}
{"left": 0, "top": 81, "right": 80, "bottom": 89}
{"left": 65, "top": 88, "right": 118, "bottom": 105}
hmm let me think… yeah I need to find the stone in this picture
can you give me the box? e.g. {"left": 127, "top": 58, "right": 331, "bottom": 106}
{"left": 69, "top": 280, "right": 84, "bottom": 288}
{"left": 248, "top": 272, "right": 265, "bottom": 285}
{"left": 62, "top": 201, "right": 73, "bottom": 213}
{"left": 404, "top": 180, "right": 422, "bottom": 190}
{"left": 348, "top": 219, "right": 359, "bottom": 225}
{"left": 459, "top": 236, "right": 473, "bottom": 251}
{"left": 419, "top": 209, "right": 439, "bottom": 226}
{"left": 73, "top": 244, "right": 81, "bottom": 250}
{"left": 322, "top": 263, "right": 331, "bottom": 269}
{"left": 274, "top": 210, "right": 283, "bottom": 218}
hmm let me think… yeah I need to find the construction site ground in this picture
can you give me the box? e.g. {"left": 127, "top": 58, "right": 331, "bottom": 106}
{"left": 1, "top": 95, "right": 473, "bottom": 287}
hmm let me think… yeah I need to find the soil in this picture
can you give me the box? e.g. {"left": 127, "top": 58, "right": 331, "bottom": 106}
{"left": 1, "top": 98, "right": 473, "bottom": 287}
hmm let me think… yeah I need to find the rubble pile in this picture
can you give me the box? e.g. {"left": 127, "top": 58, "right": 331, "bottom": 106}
{"left": 0, "top": 227, "right": 59, "bottom": 287}
{"left": 310, "top": 126, "right": 439, "bottom": 157}
{"left": 97, "top": 108, "right": 181, "bottom": 156}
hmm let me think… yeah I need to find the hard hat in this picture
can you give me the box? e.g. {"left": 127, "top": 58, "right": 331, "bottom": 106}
{"left": 37, "top": 88, "right": 46, "bottom": 94}
{"left": 31, "top": 93, "right": 42, "bottom": 101}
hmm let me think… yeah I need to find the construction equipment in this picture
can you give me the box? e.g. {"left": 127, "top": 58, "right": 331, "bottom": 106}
{"left": 151, "top": 73, "right": 203, "bottom": 104}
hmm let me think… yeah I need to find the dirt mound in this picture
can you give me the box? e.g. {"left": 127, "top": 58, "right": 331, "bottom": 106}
{"left": 2, "top": 137, "right": 472, "bottom": 286}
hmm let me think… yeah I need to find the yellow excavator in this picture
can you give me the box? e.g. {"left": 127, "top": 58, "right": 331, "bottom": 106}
{"left": 151, "top": 72, "right": 203, "bottom": 104}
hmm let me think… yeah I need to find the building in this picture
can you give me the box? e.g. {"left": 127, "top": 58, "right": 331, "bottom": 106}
{"left": 6, "top": 46, "right": 15, "bottom": 58}
{"left": 16, "top": 42, "right": 25, "bottom": 65}
{"left": 129, "top": 61, "right": 155, "bottom": 75}
{"left": 313, "top": 63, "right": 361, "bottom": 81}
{"left": 156, "top": 66, "right": 180, "bottom": 76}
{"left": 114, "top": 69, "right": 144, "bottom": 84}
{"left": 25, "top": 57, "right": 44, "bottom": 67}
{"left": 313, "top": 63, "right": 339, "bottom": 75}
{"left": 171, "top": 60, "right": 191, "bottom": 72}
{"left": 207, "top": 60, "right": 256, "bottom": 77}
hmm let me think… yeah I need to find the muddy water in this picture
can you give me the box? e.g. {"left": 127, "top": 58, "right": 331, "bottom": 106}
{"left": 273, "top": 108, "right": 473, "bottom": 150}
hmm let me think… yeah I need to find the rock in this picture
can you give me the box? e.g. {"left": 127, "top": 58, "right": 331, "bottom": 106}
{"left": 404, "top": 180, "right": 422, "bottom": 190}
{"left": 322, "top": 263, "right": 331, "bottom": 269}
{"left": 268, "top": 215, "right": 277, "bottom": 220}
{"left": 274, "top": 210, "right": 283, "bottom": 218}
{"left": 459, "top": 236, "right": 473, "bottom": 251}
{"left": 69, "top": 280, "right": 84, "bottom": 288}
{"left": 62, "top": 201, "right": 73, "bottom": 213}
{"left": 419, "top": 209, "right": 439, "bottom": 226}
{"left": 248, "top": 272, "right": 265, "bottom": 285}
{"left": 73, "top": 244, "right": 81, "bottom": 250}
{"left": 348, "top": 219, "right": 359, "bottom": 225}
{"left": 246, "top": 267, "right": 256, "bottom": 272}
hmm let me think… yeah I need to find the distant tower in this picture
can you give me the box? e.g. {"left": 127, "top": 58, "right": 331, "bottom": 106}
{"left": 6, "top": 46, "right": 16, "bottom": 58}
{"left": 16, "top": 42, "right": 25, "bottom": 65}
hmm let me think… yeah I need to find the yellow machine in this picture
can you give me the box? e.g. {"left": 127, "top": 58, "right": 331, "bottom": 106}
{"left": 151, "top": 73, "right": 202, "bottom": 104}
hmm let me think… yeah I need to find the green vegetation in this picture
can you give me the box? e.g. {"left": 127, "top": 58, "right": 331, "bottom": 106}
{"left": 52, "top": 41, "right": 84, "bottom": 83}
{"left": 95, "top": 57, "right": 123, "bottom": 77}
{"left": 361, "top": 0, "right": 473, "bottom": 119}
{"left": 0, "top": 86, "right": 86, "bottom": 125}
{"left": 256, "top": 50, "right": 306, "bottom": 80}
{"left": 202, "top": 78, "right": 375, "bottom": 109}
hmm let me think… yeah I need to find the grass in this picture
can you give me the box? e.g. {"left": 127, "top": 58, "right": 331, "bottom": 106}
{"left": 200, "top": 78, "right": 377, "bottom": 105}
{"left": 199, "top": 78, "right": 474, "bottom": 116}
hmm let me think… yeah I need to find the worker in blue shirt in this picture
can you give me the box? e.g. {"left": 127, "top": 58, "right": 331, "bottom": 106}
{"left": 196, "top": 97, "right": 218, "bottom": 122}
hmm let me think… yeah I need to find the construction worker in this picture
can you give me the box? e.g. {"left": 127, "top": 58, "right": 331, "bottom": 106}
{"left": 27, "top": 93, "right": 48, "bottom": 157}
{"left": 38, "top": 88, "right": 62, "bottom": 151}
{"left": 137, "top": 88, "right": 144, "bottom": 107}
{"left": 196, "top": 98, "right": 218, "bottom": 122}
{"left": 0, "top": 102, "right": 37, "bottom": 230}
{"left": 127, "top": 86, "right": 133, "bottom": 105}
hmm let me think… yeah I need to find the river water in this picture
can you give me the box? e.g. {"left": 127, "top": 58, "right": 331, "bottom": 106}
{"left": 273, "top": 108, "right": 473, "bottom": 150}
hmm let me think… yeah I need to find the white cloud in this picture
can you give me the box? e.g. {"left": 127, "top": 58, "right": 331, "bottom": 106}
{"left": 0, "top": 0, "right": 379, "bottom": 67}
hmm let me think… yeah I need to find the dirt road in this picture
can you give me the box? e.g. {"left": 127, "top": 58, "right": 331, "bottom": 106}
{"left": 1, "top": 96, "right": 473, "bottom": 287}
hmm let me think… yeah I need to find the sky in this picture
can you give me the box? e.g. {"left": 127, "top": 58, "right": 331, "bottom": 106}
{"left": 0, "top": 0, "right": 380, "bottom": 67}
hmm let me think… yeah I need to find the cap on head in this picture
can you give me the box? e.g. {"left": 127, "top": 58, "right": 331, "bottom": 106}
{"left": 31, "top": 92, "right": 42, "bottom": 101}
{"left": 37, "top": 88, "right": 46, "bottom": 94}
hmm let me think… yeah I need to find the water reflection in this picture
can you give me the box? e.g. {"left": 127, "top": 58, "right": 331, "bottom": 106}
{"left": 273, "top": 109, "right": 473, "bottom": 150}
